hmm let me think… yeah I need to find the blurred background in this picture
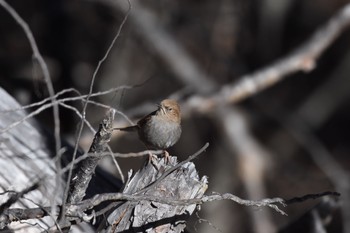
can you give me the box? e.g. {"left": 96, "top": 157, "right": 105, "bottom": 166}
{"left": 1, "top": 0, "right": 350, "bottom": 232}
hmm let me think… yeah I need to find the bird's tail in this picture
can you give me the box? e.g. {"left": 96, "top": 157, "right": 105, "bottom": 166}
{"left": 113, "top": 125, "right": 138, "bottom": 132}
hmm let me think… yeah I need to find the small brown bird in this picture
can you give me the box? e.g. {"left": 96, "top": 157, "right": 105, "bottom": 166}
{"left": 115, "top": 99, "right": 182, "bottom": 160}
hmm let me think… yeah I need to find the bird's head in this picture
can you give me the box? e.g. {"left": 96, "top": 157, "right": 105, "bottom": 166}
{"left": 157, "top": 99, "right": 181, "bottom": 123}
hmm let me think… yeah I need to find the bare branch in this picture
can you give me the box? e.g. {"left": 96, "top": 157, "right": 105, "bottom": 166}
{"left": 284, "top": 191, "right": 340, "bottom": 205}
{"left": 70, "top": 192, "right": 285, "bottom": 215}
{"left": 181, "top": 3, "right": 350, "bottom": 114}
{"left": 217, "top": 107, "right": 276, "bottom": 233}
{"left": 66, "top": 110, "right": 115, "bottom": 204}
{"left": 281, "top": 116, "right": 350, "bottom": 231}
{"left": 0, "top": 182, "right": 40, "bottom": 214}
{"left": 1, "top": 186, "right": 341, "bottom": 229}
{"left": 0, "top": 191, "right": 285, "bottom": 229}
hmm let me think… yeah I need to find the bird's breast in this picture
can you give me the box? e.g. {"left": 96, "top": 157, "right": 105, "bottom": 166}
{"left": 139, "top": 116, "right": 181, "bottom": 149}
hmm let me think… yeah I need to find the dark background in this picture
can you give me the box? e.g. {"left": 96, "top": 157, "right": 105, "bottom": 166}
{"left": 0, "top": 0, "right": 349, "bottom": 232}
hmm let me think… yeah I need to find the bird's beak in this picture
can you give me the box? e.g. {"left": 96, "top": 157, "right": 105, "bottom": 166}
{"left": 158, "top": 105, "right": 166, "bottom": 115}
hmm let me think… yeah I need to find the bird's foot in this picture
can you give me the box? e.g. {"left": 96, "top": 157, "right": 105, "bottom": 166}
{"left": 163, "top": 150, "right": 170, "bottom": 164}
{"left": 148, "top": 152, "right": 160, "bottom": 170}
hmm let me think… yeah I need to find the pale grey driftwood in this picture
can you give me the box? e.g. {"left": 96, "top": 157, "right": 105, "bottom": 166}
{"left": 104, "top": 156, "right": 208, "bottom": 233}
{"left": 0, "top": 87, "right": 94, "bottom": 233}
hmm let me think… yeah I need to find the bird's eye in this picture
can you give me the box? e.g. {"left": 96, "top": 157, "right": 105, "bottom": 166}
{"left": 168, "top": 107, "right": 173, "bottom": 111}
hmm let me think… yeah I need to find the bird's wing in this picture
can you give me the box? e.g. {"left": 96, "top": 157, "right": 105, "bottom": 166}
{"left": 136, "top": 110, "right": 157, "bottom": 127}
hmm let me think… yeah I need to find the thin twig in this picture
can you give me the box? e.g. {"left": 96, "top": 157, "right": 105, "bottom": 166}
{"left": 0, "top": 86, "right": 136, "bottom": 133}
{"left": 60, "top": 1, "right": 131, "bottom": 226}
{"left": 195, "top": 212, "right": 223, "bottom": 233}
{"left": 0, "top": 88, "right": 78, "bottom": 113}
{"left": 0, "top": 102, "right": 54, "bottom": 134}
{"left": 70, "top": 192, "right": 286, "bottom": 216}
{"left": 40, "top": 150, "right": 163, "bottom": 180}
{"left": 284, "top": 191, "right": 340, "bottom": 205}
{"left": 107, "top": 146, "right": 125, "bottom": 183}
{"left": 58, "top": 103, "right": 96, "bottom": 133}
{"left": 3, "top": 189, "right": 342, "bottom": 227}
